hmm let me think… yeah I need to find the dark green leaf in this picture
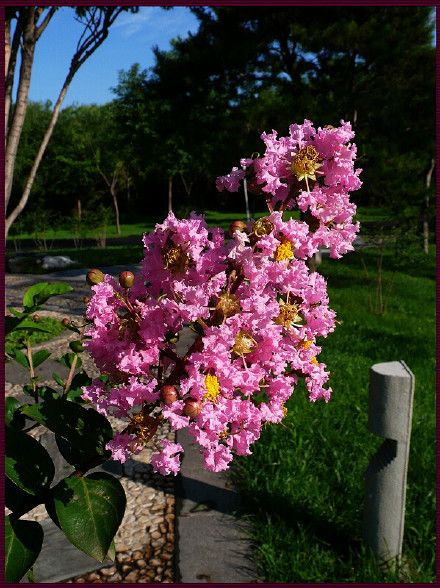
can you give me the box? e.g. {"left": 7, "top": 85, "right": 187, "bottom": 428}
{"left": 66, "top": 388, "right": 86, "bottom": 403}
{"left": 6, "top": 427, "right": 55, "bottom": 495}
{"left": 50, "top": 473, "right": 126, "bottom": 562}
{"left": 23, "top": 282, "right": 73, "bottom": 311}
{"left": 23, "top": 384, "right": 36, "bottom": 397}
{"left": 52, "top": 372, "right": 65, "bottom": 388}
{"left": 58, "top": 352, "right": 82, "bottom": 370}
{"left": 5, "top": 516, "right": 44, "bottom": 582}
{"left": 21, "top": 396, "right": 112, "bottom": 469}
{"left": 5, "top": 397, "right": 26, "bottom": 430}
{"left": 69, "top": 340, "right": 84, "bottom": 353}
{"left": 65, "top": 322, "right": 81, "bottom": 334}
{"left": 11, "top": 349, "right": 29, "bottom": 369}
{"left": 106, "top": 539, "right": 116, "bottom": 562}
{"left": 5, "top": 316, "right": 23, "bottom": 336}
{"left": 66, "top": 372, "right": 91, "bottom": 403}
{"left": 37, "top": 386, "right": 60, "bottom": 401}
{"left": 5, "top": 477, "right": 43, "bottom": 515}
{"left": 32, "top": 349, "right": 51, "bottom": 368}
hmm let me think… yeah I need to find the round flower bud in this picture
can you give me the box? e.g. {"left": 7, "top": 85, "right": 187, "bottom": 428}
{"left": 161, "top": 385, "right": 179, "bottom": 405}
{"left": 119, "top": 271, "right": 135, "bottom": 289}
{"left": 62, "top": 318, "right": 70, "bottom": 327}
{"left": 86, "top": 268, "right": 104, "bottom": 286}
{"left": 183, "top": 399, "right": 202, "bottom": 418}
{"left": 82, "top": 296, "right": 90, "bottom": 305}
{"left": 229, "top": 220, "right": 247, "bottom": 237}
{"left": 32, "top": 314, "right": 40, "bottom": 322}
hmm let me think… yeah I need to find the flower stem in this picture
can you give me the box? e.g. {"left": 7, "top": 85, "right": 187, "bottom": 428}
{"left": 63, "top": 353, "right": 78, "bottom": 396}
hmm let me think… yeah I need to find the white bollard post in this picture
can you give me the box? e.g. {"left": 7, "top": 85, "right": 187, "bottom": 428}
{"left": 363, "top": 361, "right": 414, "bottom": 565}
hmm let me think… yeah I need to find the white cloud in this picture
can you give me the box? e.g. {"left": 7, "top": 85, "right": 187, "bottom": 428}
{"left": 113, "top": 7, "right": 159, "bottom": 37}
{"left": 114, "top": 7, "right": 198, "bottom": 40}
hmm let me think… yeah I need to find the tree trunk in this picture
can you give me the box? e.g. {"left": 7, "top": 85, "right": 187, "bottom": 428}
{"left": 5, "top": 9, "right": 36, "bottom": 211}
{"left": 422, "top": 157, "right": 435, "bottom": 255}
{"left": 4, "top": 7, "right": 124, "bottom": 240}
{"left": 5, "top": 69, "right": 75, "bottom": 238}
{"left": 168, "top": 176, "right": 173, "bottom": 213}
{"left": 5, "top": 8, "right": 56, "bottom": 212}
{"left": 110, "top": 176, "right": 121, "bottom": 236}
{"left": 77, "top": 198, "right": 82, "bottom": 220}
{"left": 180, "top": 172, "right": 193, "bottom": 198}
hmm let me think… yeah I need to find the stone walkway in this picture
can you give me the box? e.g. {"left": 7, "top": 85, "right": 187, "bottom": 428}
{"left": 6, "top": 270, "right": 176, "bottom": 583}
{"left": 6, "top": 267, "right": 260, "bottom": 583}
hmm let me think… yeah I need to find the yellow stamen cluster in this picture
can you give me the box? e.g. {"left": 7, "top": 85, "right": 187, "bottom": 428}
{"left": 162, "top": 243, "right": 190, "bottom": 274}
{"left": 203, "top": 373, "right": 220, "bottom": 402}
{"left": 291, "top": 146, "right": 322, "bottom": 182}
{"left": 253, "top": 217, "right": 274, "bottom": 237}
{"left": 127, "top": 412, "right": 158, "bottom": 444}
{"left": 282, "top": 406, "right": 288, "bottom": 418}
{"left": 274, "top": 238, "right": 294, "bottom": 262}
{"left": 274, "top": 300, "right": 301, "bottom": 328}
{"left": 215, "top": 292, "right": 241, "bottom": 319}
{"left": 218, "top": 429, "right": 229, "bottom": 440}
{"left": 311, "top": 356, "right": 319, "bottom": 366}
{"left": 232, "top": 331, "right": 255, "bottom": 356}
{"left": 299, "top": 339, "right": 313, "bottom": 350}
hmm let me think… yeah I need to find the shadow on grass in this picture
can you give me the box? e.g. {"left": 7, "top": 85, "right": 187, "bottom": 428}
{"left": 238, "top": 488, "right": 363, "bottom": 561}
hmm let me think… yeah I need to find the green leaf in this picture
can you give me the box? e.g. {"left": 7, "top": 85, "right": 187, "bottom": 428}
{"left": 49, "top": 473, "right": 126, "bottom": 562}
{"left": 5, "top": 477, "right": 42, "bottom": 515}
{"left": 32, "top": 349, "right": 51, "bottom": 368}
{"left": 69, "top": 340, "right": 84, "bottom": 353}
{"left": 5, "top": 316, "right": 23, "bottom": 336}
{"left": 64, "top": 322, "right": 81, "bottom": 334}
{"left": 8, "top": 307, "right": 26, "bottom": 319}
{"left": 6, "top": 427, "right": 55, "bottom": 496}
{"left": 106, "top": 539, "right": 116, "bottom": 562}
{"left": 13, "top": 319, "right": 55, "bottom": 333}
{"left": 23, "top": 282, "right": 73, "bottom": 311}
{"left": 5, "top": 397, "right": 26, "bottom": 430}
{"left": 58, "top": 352, "right": 82, "bottom": 370}
{"left": 66, "top": 388, "right": 86, "bottom": 403}
{"left": 11, "top": 349, "right": 29, "bottom": 369}
{"left": 21, "top": 396, "right": 112, "bottom": 470}
{"left": 52, "top": 372, "right": 65, "bottom": 388}
{"left": 5, "top": 516, "right": 44, "bottom": 582}
{"left": 66, "top": 372, "right": 91, "bottom": 403}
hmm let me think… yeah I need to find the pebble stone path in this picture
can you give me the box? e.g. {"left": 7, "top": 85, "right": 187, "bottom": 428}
{"left": 6, "top": 271, "right": 177, "bottom": 583}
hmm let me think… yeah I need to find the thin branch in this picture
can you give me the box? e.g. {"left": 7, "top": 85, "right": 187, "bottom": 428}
{"left": 35, "top": 7, "right": 58, "bottom": 41}
{"left": 63, "top": 354, "right": 78, "bottom": 396}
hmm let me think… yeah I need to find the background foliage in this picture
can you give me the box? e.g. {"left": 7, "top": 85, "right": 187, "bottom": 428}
{"left": 7, "top": 7, "right": 435, "bottom": 231}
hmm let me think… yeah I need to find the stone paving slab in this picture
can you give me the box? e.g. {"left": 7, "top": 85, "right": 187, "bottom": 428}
{"left": 20, "top": 519, "right": 113, "bottom": 583}
{"left": 176, "top": 429, "right": 260, "bottom": 583}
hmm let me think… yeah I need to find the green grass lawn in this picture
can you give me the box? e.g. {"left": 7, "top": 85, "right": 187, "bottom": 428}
{"left": 6, "top": 205, "right": 385, "bottom": 242}
{"left": 231, "top": 245, "right": 436, "bottom": 582}
{"left": 6, "top": 209, "right": 434, "bottom": 580}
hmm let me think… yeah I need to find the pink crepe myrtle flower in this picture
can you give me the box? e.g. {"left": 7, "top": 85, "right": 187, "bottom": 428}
{"left": 82, "top": 119, "right": 360, "bottom": 475}
{"left": 151, "top": 441, "right": 184, "bottom": 476}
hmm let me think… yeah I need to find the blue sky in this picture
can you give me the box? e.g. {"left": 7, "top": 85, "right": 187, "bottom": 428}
{"left": 21, "top": 7, "right": 200, "bottom": 107}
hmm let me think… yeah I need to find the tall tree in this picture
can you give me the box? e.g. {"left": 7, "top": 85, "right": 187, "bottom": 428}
{"left": 5, "top": 6, "right": 136, "bottom": 239}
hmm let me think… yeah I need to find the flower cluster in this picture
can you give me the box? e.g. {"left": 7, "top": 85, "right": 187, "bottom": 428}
{"left": 217, "top": 119, "right": 361, "bottom": 258}
{"left": 82, "top": 119, "right": 361, "bottom": 476}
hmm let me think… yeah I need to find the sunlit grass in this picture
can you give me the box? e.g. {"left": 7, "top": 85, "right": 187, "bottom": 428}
{"left": 231, "top": 246, "right": 435, "bottom": 582}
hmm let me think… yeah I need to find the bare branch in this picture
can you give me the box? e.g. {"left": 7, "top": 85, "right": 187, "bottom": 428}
{"left": 35, "top": 7, "right": 58, "bottom": 41}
